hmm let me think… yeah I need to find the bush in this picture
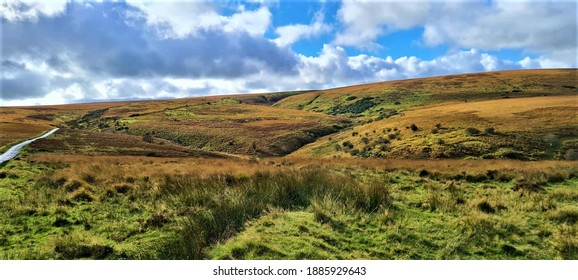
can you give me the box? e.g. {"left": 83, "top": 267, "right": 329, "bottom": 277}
{"left": 410, "top": 124, "right": 418, "bottom": 131}
{"left": 142, "top": 134, "right": 154, "bottom": 143}
{"left": 476, "top": 201, "right": 496, "bottom": 214}
{"left": 485, "top": 127, "right": 495, "bottom": 135}
{"left": 342, "top": 141, "right": 354, "bottom": 149}
{"left": 70, "top": 189, "right": 96, "bottom": 202}
{"left": 465, "top": 127, "right": 481, "bottom": 136}
{"left": 564, "top": 149, "right": 578, "bottom": 160}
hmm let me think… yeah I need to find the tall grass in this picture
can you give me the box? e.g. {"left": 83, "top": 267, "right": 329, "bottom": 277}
{"left": 158, "top": 168, "right": 392, "bottom": 259}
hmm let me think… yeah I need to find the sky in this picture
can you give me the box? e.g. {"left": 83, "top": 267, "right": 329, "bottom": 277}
{"left": 1, "top": 0, "right": 576, "bottom": 106}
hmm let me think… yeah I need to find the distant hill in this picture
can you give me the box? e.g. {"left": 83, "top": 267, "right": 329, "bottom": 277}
{"left": 3, "top": 69, "right": 576, "bottom": 160}
{"left": 274, "top": 69, "right": 577, "bottom": 119}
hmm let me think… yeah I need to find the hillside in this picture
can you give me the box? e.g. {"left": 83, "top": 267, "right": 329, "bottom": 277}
{"left": 275, "top": 69, "right": 577, "bottom": 119}
{"left": 4, "top": 92, "right": 350, "bottom": 157}
{"left": 290, "top": 95, "right": 577, "bottom": 160}
{"left": 2, "top": 69, "right": 576, "bottom": 160}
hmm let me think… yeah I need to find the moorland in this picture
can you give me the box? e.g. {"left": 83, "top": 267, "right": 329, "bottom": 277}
{"left": 0, "top": 69, "right": 577, "bottom": 259}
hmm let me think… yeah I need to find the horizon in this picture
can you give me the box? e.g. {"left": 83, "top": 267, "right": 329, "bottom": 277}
{"left": 1, "top": 0, "right": 577, "bottom": 106}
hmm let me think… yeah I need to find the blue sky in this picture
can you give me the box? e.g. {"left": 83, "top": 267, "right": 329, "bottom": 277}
{"left": 1, "top": 0, "right": 576, "bottom": 105}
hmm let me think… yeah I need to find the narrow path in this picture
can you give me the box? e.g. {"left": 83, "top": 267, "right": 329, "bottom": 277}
{"left": 0, "top": 128, "right": 59, "bottom": 165}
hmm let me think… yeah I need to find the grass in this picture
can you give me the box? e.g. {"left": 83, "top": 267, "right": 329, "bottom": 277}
{"left": 210, "top": 167, "right": 578, "bottom": 260}
{"left": 276, "top": 69, "right": 578, "bottom": 118}
{"left": 1, "top": 154, "right": 577, "bottom": 259}
{"left": 290, "top": 96, "right": 578, "bottom": 160}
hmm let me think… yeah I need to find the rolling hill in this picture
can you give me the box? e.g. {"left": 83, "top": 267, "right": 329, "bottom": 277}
{"left": 1, "top": 69, "right": 578, "bottom": 260}
{"left": 275, "top": 69, "right": 577, "bottom": 119}
{"left": 2, "top": 69, "right": 576, "bottom": 160}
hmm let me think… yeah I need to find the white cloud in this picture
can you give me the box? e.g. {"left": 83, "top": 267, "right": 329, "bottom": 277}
{"left": 296, "top": 45, "right": 534, "bottom": 89}
{"left": 1, "top": 1, "right": 574, "bottom": 107}
{"left": 125, "top": 1, "right": 271, "bottom": 38}
{"left": 274, "top": 9, "right": 331, "bottom": 47}
{"left": 335, "top": 0, "right": 576, "bottom": 65}
{"left": 423, "top": 1, "right": 576, "bottom": 57}
{"left": 335, "top": 1, "right": 429, "bottom": 48}
{"left": 223, "top": 6, "right": 271, "bottom": 37}
{"left": 0, "top": 0, "right": 68, "bottom": 21}
{"left": 1, "top": 44, "right": 551, "bottom": 106}
{"left": 124, "top": 1, "right": 222, "bottom": 38}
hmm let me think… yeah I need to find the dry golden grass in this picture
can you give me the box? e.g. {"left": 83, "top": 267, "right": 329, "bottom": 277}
{"left": 366, "top": 95, "right": 577, "bottom": 133}
{"left": 29, "top": 153, "right": 578, "bottom": 178}
{"left": 291, "top": 95, "right": 578, "bottom": 159}
{"left": 27, "top": 128, "right": 228, "bottom": 158}
{"left": 275, "top": 69, "right": 578, "bottom": 114}
{"left": 28, "top": 154, "right": 274, "bottom": 178}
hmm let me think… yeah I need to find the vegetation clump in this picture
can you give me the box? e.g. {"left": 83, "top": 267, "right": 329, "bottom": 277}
{"left": 465, "top": 127, "right": 481, "bottom": 136}
{"left": 330, "top": 97, "right": 376, "bottom": 115}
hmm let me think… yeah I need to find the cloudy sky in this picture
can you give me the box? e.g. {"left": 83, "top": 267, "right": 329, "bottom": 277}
{"left": 1, "top": 0, "right": 576, "bottom": 106}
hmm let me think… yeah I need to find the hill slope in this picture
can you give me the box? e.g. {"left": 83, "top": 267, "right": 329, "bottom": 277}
{"left": 3, "top": 92, "right": 350, "bottom": 158}
{"left": 275, "top": 69, "right": 577, "bottom": 119}
{"left": 289, "top": 95, "right": 578, "bottom": 160}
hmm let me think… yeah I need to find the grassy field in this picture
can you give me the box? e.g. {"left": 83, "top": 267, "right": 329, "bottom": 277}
{"left": 1, "top": 156, "right": 576, "bottom": 259}
{"left": 0, "top": 69, "right": 577, "bottom": 259}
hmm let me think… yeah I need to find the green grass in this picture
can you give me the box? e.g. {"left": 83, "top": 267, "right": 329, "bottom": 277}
{"left": 0, "top": 159, "right": 177, "bottom": 259}
{"left": 209, "top": 169, "right": 578, "bottom": 260}
{"left": 3, "top": 155, "right": 576, "bottom": 260}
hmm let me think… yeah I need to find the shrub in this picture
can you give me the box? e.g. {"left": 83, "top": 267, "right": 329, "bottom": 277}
{"left": 419, "top": 169, "right": 430, "bottom": 177}
{"left": 374, "top": 137, "right": 389, "bottom": 145}
{"left": 564, "top": 149, "right": 578, "bottom": 161}
{"left": 64, "top": 180, "right": 84, "bottom": 192}
{"left": 361, "top": 137, "right": 370, "bottom": 144}
{"left": 70, "top": 189, "right": 96, "bottom": 202}
{"left": 485, "top": 127, "right": 495, "bottom": 135}
{"left": 435, "top": 123, "right": 442, "bottom": 129}
{"left": 431, "top": 128, "right": 439, "bottom": 134}
{"left": 142, "top": 134, "right": 154, "bottom": 143}
{"left": 476, "top": 201, "right": 496, "bottom": 214}
{"left": 342, "top": 141, "right": 354, "bottom": 149}
{"left": 512, "top": 178, "right": 546, "bottom": 193}
{"left": 410, "top": 124, "right": 418, "bottom": 131}
{"left": 465, "top": 127, "right": 481, "bottom": 136}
